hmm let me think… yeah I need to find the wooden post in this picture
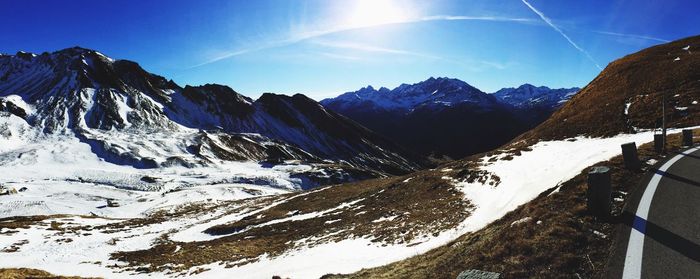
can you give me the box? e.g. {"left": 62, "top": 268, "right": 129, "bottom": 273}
{"left": 587, "top": 166, "right": 611, "bottom": 218}
{"left": 682, "top": 129, "right": 693, "bottom": 146}
{"left": 621, "top": 142, "right": 640, "bottom": 170}
{"left": 654, "top": 134, "right": 664, "bottom": 153}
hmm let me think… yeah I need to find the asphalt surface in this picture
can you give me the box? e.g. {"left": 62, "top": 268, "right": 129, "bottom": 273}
{"left": 606, "top": 147, "right": 700, "bottom": 278}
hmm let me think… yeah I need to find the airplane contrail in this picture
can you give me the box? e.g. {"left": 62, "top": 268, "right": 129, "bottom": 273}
{"left": 521, "top": 0, "right": 602, "bottom": 70}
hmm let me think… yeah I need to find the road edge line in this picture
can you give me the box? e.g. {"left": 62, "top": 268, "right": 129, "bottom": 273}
{"left": 621, "top": 146, "right": 700, "bottom": 278}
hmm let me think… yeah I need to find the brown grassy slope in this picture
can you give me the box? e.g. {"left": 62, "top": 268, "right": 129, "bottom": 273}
{"left": 521, "top": 35, "right": 700, "bottom": 141}
{"left": 0, "top": 268, "right": 98, "bottom": 279}
{"left": 110, "top": 170, "right": 476, "bottom": 274}
{"left": 325, "top": 130, "right": 697, "bottom": 279}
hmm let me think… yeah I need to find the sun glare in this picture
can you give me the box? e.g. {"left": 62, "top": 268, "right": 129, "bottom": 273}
{"left": 344, "top": 0, "right": 413, "bottom": 29}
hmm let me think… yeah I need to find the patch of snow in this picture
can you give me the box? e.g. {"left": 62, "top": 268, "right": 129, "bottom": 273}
{"left": 449, "top": 126, "right": 700, "bottom": 242}
{"left": 1, "top": 95, "right": 35, "bottom": 115}
{"left": 286, "top": 210, "right": 300, "bottom": 216}
{"left": 95, "top": 51, "right": 115, "bottom": 63}
{"left": 510, "top": 216, "right": 532, "bottom": 227}
{"left": 255, "top": 198, "right": 365, "bottom": 228}
{"left": 592, "top": 230, "right": 607, "bottom": 239}
{"left": 371, "top": 214, "right": 400, "bottom": 223}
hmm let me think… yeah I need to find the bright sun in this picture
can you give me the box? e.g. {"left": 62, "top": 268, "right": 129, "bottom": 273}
{"left": 344, "top": 0, "right": 413, "bottom": 29}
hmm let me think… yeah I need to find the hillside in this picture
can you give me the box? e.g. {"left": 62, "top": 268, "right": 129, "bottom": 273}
{"left": 522, "top": 35, "right": 700, "bottom": 141}
{"left": 0, "top": 47, "right": 421, "bottom": 189}
{"left": 325, "top": 129, "right": 699, "bottom": 278}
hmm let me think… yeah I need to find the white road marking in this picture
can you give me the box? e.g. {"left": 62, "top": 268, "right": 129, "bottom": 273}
{"left": 622, "top": 147, "right": 700, "bottom": 278}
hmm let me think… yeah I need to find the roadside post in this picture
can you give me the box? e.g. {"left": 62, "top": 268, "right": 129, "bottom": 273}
{"left": 654, "top": 134, "right": 664, "bottom": 153}
{"left": 621, "top": 142, "right": 640, "bottom": 170}
{"left": 587, "top": 166, "right": 611, "bottom": 218}
{"left": 682, "top": 129, "right": 693, "bottom": 146}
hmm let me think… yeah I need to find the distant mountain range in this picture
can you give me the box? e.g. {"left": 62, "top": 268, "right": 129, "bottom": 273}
{"left": 0, "top": 46, "right": 587, "bottom": 182}
{"left": 0, "top": 47, "right": 421, "bottom": 187}
{"left": 321, "top": 77, "right": 579, "bottom": 159}
{"left": 493, "top": 84, "right": 578, "bottom": 109}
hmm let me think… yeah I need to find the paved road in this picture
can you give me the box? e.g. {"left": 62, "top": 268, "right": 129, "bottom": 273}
{"left": 606, "top": 146, "right": 700, "bottom": 278}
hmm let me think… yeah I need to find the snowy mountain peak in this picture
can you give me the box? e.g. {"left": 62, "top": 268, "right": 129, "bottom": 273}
{"left": 361, "top": 85, "right": 376, "bottom": 91}
{"left": 321, "top": 77, "right": 492, "bottom": 112}
{"left": 493, "top": 84, "right": 580, "bottom": 108}
{"left": 0, "top": 47, "right": 420, "bottom": 177}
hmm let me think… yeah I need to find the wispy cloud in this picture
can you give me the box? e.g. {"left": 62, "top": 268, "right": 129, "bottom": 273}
{"left": 189, "top": 14, "right": 538, "bottom": 69}
{"left": 318, "top": 52, "right": 362, "bottom": 61}
{"left": 593, "top": 30, "right": 670, "bottom": 43}
{"left": 312, "top": 40, "right": 440, "bottom": 59}
{"left": 419, "top": 15, "right": 537, "bottom": 24}
{"left": 521, "top": 0, "right": 602, "bottom": 70}
{"left": 312, "top": 39, "right": 513, "bottom": 71}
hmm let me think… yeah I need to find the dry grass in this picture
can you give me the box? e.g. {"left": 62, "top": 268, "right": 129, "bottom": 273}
{"left": 324, "top": 130, "right": 697, "bottom": 279}
{"left": 0, "top": 268, "right": 98, "bottom": 279}
{"left": 0, "top": 215, "right": 65, "bottom": 230}
{"left": 521, "top": 35, "right": 700, "bottom": 142}
{"left": 110, "top": 169, "right": 473, "bottom": 274}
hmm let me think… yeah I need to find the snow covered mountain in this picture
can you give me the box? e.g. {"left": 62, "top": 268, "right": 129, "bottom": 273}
{"left": 322, "top": 77, "right": 497, "bottom": 113}
{"left": 493, "top": 84, "right": 579, "bottom": 109}
{"left": 321, "top": 77, "right": 578, "bottom": 159}
{"left": 0, "top": 47, "right": 420, "bottom": 188}
{"left": 492, "top": 84, "right": 579, "bottom": 126}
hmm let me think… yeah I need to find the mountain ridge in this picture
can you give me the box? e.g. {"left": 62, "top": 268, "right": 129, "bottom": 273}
{"left": 0, "top": 46, "right": 421, "bottom": 185}
{"left": 520, "top": 34, "right": 700, "bottom": 141}
{"left": 321, "top": 77, "right": 579, "bottom": 159}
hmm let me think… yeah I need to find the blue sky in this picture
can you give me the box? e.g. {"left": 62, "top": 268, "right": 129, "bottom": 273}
{"left": 1, "top": 0, "right": 698, "bottom": 99}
